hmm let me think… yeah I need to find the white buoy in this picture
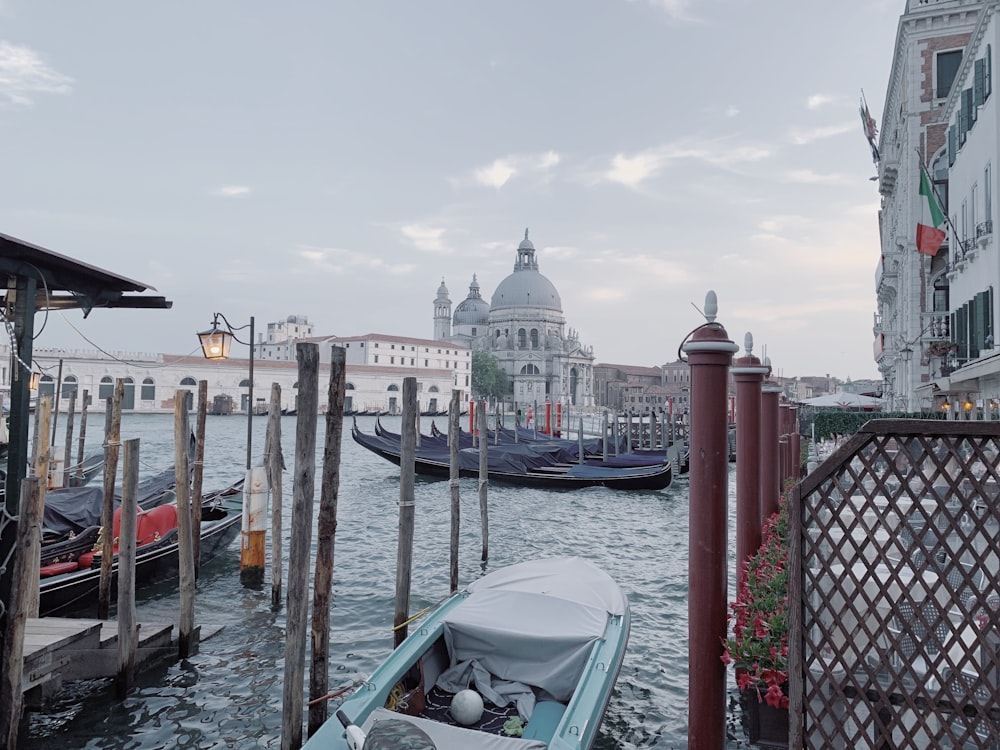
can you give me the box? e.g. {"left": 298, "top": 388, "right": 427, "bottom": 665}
{"left": 450, "top": 689, "right": 484, "bottom": 725}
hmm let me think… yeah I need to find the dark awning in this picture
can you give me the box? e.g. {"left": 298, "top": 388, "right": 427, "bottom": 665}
{"left": 0, "top": 231, "right": 172, "bottom": 314}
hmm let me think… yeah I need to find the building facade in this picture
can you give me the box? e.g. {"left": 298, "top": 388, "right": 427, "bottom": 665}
{"left": 437, "top": 230, "right": 595, "bottom": 407}
{"left": 875, "top": 0, "right": 983, "bottom": 412}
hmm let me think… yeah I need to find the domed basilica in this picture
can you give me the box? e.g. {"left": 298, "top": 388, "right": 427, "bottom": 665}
{"left": 433, "top": 230, "right": 594, "bottom": 407}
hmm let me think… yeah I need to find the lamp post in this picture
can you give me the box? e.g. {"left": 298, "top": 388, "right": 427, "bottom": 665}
{"left": 197, "top": 313, "right": 255, "bottom": 469}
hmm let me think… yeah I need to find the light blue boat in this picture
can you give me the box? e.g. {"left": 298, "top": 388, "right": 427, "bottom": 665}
{"left": 305, "top": 557, "right": 630, "bottom": 750}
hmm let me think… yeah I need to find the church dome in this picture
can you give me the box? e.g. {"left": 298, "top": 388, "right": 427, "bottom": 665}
{"left": 453, "top": 275, "right": 491, "bottom": 326}
{"left": 490, "top": 229, "right": 562, "bottom": 311}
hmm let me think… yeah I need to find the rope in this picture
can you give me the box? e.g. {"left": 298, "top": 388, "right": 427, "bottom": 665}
{"left": 306, "top": 680, "right": 363, "bottom": 707}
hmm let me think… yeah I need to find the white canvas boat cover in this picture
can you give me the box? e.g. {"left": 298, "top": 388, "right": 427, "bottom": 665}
{"left": 441, "top": 557, "right": 626, "bottom": 702}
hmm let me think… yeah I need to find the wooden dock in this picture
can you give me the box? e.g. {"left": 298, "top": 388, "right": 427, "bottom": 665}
{"left": 22, "top": 617, "right": 182, "bottom": 704}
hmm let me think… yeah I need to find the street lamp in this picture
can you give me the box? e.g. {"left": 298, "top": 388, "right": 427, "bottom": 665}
{"left": 198, "top": 312, "right": 255, "bottom": 470}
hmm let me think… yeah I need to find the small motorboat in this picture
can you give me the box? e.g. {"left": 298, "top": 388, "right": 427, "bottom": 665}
{"left": 305, "top": 556, "right": 630, "bottom": 750}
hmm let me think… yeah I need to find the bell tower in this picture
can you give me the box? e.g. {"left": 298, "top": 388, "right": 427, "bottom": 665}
{"left": 433, "top": 277, "right": 452, "bottom": 340}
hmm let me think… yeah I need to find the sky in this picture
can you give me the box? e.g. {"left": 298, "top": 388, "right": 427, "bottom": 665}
{"left": 1, "top": 0, "right": 905, "bottom": 381}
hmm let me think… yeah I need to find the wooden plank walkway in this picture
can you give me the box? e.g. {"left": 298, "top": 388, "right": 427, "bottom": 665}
{"left": 22, "top": 617, "right": 177, "bottom": 699}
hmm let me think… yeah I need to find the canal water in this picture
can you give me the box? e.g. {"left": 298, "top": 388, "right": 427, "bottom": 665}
{"left": 27, "top": 413, "right": 743, "bottom": 749}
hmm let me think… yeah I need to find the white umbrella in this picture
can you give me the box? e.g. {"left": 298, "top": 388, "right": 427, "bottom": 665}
{"left": 796, "top": 392, "right": 883, "bottom": 410}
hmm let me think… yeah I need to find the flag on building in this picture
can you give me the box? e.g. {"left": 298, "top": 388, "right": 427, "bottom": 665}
{"left": 916, "top": 166, "right": 946, "bottom": 256}
{"left": 859, "top": 92, "right": 880, "bottom": 164}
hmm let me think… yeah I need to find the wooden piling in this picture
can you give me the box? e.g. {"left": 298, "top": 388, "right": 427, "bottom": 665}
{"left": 308, "top": 347, "right": 346, "bottom": 737}
{"left": 99, "top": 380, "right": 124, "bottom": 620}
{"left": 578, "top": 417, "right": 584, "bottom": 465}
{"left": 477, "top": 400, "right": 489, "bottom": 562}
{"left": 266, "top": 383, "right": 284, "bottom": 609}
{"left": 116, "top": 438, "right": 140, "bottom": 697}
{"left": 175, "top": 393, "right": 196, "bottom": 658}
{"left": 281, "top": 344, "right": 319, "bottom": 750}
{"left": 26, "top": 397, "right": 50, "bottom": 618}
{"left": 192, "top": 381, "right": 208, "bottom": 578}
{"left": 449, "top": 389, "right": 460, "bottom": 594}
{"left": 75, "top": 389, "right": 89, "bottom": 486}
{"left": 0, "top": 477, "right": 41, "bottom": 750}
{"left": 393, "top": 377, "right": 418, "bottom": 649}
{"left": 62, "top": 389, "right": 77, "bottom": 489}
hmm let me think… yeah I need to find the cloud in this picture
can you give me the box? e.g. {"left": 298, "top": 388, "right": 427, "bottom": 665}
{"left": 295, "top": 245, "right": 415, "bottom": 276}
{"left": 400, "top": 223, "right": 450, "bottom": 253}
{"left": 639, "top": 0, "right": 701, "bottom": 22}
{"left": 806, "top": 94, "right": 834, "bottom": 110}
{"left": 783, "top": 169, "right": 853, "bottom": 186}
{"left": 725, "top": 105, "right": 739, "bottom": 118}
{"left": 602, "top": 139, "right": 771, "bottom": 188}
{"left": 788, "top": 122, "right": 856, "bottom": 145}
{"left": 475, "top": 159, "right": 516, "bottom": 188}
{"left": 215, "top": 185, "right": 251, "bottom": 197}
{"left": 0, "top": 41, "right": 73, "bottom": 107}
{"left": 471, "top": 150, "right": 561, "bottom": 189}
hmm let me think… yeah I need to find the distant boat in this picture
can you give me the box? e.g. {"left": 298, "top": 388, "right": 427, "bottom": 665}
{"left": 304, "top": 556, "right": 630, "bottom": 750}
{"left": 352, "top": 420, "right": 672, "bottom": 491}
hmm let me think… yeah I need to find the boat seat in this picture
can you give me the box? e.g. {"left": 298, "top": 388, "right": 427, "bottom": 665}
{"left": 39, "top": 561, "right": 80, "bottom": 577}
{"left": 362, "top": 708, "right": 547, "bottom": 750}
{"left": 137, "top": 504, "right": 178, "bottom": 545}
{"left": 521, "top": 700, "right": 565, "bottom": 742}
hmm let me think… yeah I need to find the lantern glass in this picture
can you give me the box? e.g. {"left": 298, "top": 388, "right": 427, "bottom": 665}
{"left": 198, "top": 326, "right": 233, "bottom": 359}
{"left": 942, "top": 401, "right": 951, "bottom": 412}
{"left": 964, "top": 399, "right": 974, "bottom": 412}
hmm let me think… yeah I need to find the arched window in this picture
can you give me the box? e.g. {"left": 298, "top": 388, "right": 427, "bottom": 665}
{"left": 429, "top": 385, "right": 439, "bottom": 392}
{"left": 61, "top": 375, "right": 78, "bottom": 398}
{"left": 519, "top": 364, "right": 540, "bottom": 375}
{"left": 180, "top": 377, "right": 197, "bottom": 386}
{"left": 387, "top": 384, "right": 400, "bottom": 392}
{"left": 517, "top": 328, "right": 527, "bottom": 348}
{"left": 99, "top": 376, "right": 114, "bottom": 400}
{"left": 141, "top": 377, "right": 156, "bottom": 401}
{"left": 38, "top": 374, "right": 55, "bottom": 398}
{"left": 345, "top": 382, "right": 356, "bottom": 390}
{"left": 530, "top": 329, "right": 539, "bottom": 348}
{"left": 122, "top": 377, "right": 136, "bottom": 410}
{"left": 239, "top": 379, "right": 251, "bottom": 388}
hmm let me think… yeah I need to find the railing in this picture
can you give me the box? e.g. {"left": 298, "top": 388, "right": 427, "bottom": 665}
{"left": 920, "top": 312, "right": 951, "bottom": 340}
{"left": 977, "top": 219, "right": 993, "bottom": 240}
{"left": 793, "top": 421, "right": 1000, "bottom": 748}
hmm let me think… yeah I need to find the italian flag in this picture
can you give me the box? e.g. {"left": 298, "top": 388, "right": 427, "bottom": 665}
{"left": 916, "top": 166, "right": 946, "bottom": 256}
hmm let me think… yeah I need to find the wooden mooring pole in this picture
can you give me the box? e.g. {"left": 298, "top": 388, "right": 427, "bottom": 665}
{"left": 681, "top": 292, "right": 737, "bottom": 750}
{"left": 449, "top": 389, "right": 460, "bottom": 594}
{"left": 281, "top": 344, "right": 319, "bottom": 750}
{"left": 192, "top": 381, "right": 208, "bottom": 578}
{"left": 75, "top": 389, "right": 89, "bottom": 486}
{"left": 308, "top": 347, "right": 346, "bottom": 737}
{"left": 266, "top": 383, "right": 284, "bottom": 610}
{"left": 99, "top": 380, "right": 124, "bottom": 620}
{"left": 0, "top": 476, "right": 42, "bottom": 750}
{"left": 174, "top": 394, "right": 197, "bottom": 658}
{"left": 478, "top": 399, "right": 489, "bottom": 562}
{"left": 26, "top": 397, "right": 51, "bottom": 618}
{"left": 61, "top": 389, "right": 77, "bottom": 489}
{"left": 393, "top": 377, "right": 418, "bottom": 649}
{"left": 116, "top": 438, "right": 140, "bottom": 697}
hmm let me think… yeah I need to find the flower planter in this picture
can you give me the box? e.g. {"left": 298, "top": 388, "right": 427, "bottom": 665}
{"left": 745, "top": 691, "right": 789, "bottom": 749}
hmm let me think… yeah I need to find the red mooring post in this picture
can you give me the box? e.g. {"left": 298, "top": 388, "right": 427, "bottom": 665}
{"left": 681, "top": 291, "right": 738, "bottom": 750}
{"left": 731, "top": 332, "right": 769, "bottom": 577}
{"left": 760, "top": 372, "right": 782, "bottom": 523}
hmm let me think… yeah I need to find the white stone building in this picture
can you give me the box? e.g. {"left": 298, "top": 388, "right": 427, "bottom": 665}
{"left": 435, "top": 230, "right": 595, "bottom": 407}
{"left": 875, "top": 0, "right": 983, "bottom": 412}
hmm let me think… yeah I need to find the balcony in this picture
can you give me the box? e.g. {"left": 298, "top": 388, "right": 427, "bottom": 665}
{"left": 920, "top": 312, "right": 951, "bottom": 342}
{"left": 977, "top": 219, "right": 993, "bottom": 247}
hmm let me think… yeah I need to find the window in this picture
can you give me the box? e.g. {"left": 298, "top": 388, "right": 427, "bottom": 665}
{"left": 987, "top": 45, "right": 993, "bottom": 100}
{"left": 180, "top": 376, "right": 197, "bottom": 386}
{"left": 518, "top": 328, "right": 527, "bottom": 348}
{"left": 239, "top": 379, "right": 251, "bottom": 388}
{"left": 471, "top": 327, "right": 477, "bottom": 335}
{"left": 972, "top": 184, "right": 978, "bottom": 233}
{"left": 986, "top": 164, "right": 993, "bottom": 223}
{"left": 530, "top": 329, "right": 539, "bottom": 348}
{"left": 425, "top": 360, "right": 429, "bottom": 367}
{"left": 61, "top": 375, "right": 78, "bottom": 398}
{"left": 99, "top": 376, "right": 114, "bottom": 400}
{"left": 390, "top": 356, "right": 395, "bottom": 364}
{"left": 937, "top": 50, "right": 963, "bottom": 99}
{"left": 374, "top": 355, "right": 379, "bottom": 363}
{"left": 387, "top": 384, "right": 399, "bottom": 392}
{"left": 345, "top": 382, "right": 356, "bottom": 390}
{"left": 141, "top": 377, "right": 155, "bottom": 401}
{"left": 410, "top": 358, "right": 414, "bottom": 365}
{"left": 38, "top": 374, "right": 55, "bottom": 398}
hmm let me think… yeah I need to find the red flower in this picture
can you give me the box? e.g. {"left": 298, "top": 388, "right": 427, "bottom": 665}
{"left": 722, "top": 497, "right": 790, "bottom": 701}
